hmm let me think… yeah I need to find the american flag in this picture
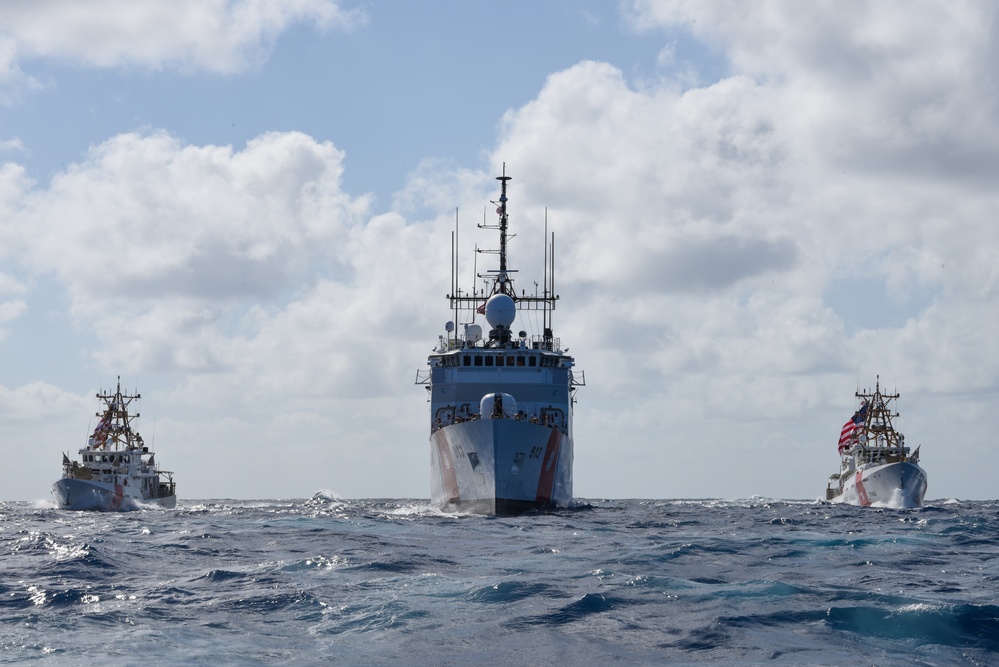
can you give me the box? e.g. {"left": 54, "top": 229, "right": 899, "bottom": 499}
{"left": 838, "top": 420, "right": 861, "bottom": 453}
{"left": 837, "top": 402, "right": 868, "bottom": 453}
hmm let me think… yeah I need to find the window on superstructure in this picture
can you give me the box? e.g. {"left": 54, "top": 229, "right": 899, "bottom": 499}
{"left": 486, "top": 356, "right": 494, "bottom": 367}
{"left": 529, "top": 357, "right": 537, "bottom": 367}
{"left": 474, "top": 356, "right": 483, "bottom": 367}
{"left": 463, "top": 356, "right": 471, "bottom": 367}
{"left": 517, "top": 357, "right": 525, "bottom": 367}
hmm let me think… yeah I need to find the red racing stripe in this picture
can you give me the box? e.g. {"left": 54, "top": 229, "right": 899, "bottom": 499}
{"left": 855, "top": 471, "right": 871, "bottom": 507}
{"left": 434, "top": 429, "right": 460, "bottom": 503}
{"left": 534, "top": 428, "right": 562, "bottom": 503}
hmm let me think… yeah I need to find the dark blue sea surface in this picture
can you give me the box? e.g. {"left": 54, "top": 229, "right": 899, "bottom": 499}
{"left": 2, "top": 497, "right": 997, "bottom": 665}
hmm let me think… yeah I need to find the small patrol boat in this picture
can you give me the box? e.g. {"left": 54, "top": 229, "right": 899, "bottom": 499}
{"left": 826, "top": 377, "right": 927, "bottom": 507}
{"left": 52, "top": 378, "right": 176, "bottom": 511}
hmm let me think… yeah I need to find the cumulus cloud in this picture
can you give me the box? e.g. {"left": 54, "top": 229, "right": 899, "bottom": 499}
{"left": 4, "top": 131, "right": 373, "bottom": 373}
{"left": 0, "top": 269, "right": 28, "bottom": 340}
{"left": 0, "top": 299, "right": 26, "bottom": 341}
{"left": 628, "top": 0, "right": 999, "bottom": 184}
{"left": 0, "top": 380, "right": 87, "bottom": 421}
{"left": 0, "top": 37, "right": 43, "bottom": 106}
{"left": 0, "top": 0, "right": 363, "bottom": 77}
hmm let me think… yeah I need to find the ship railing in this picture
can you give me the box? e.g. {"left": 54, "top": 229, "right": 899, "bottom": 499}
{"left": 825, "top": 475, "right": 843, "bottom": 501}
{"left": 526, "top": 335, "right": 561, "bottom": 351}
{"left": 431, "top": 411, "right": 567, "bottom": 436}
{"left": 415, "top": 369, "right": 431, "bottom": 385}
{"left": 570, "top": 370, "right": 586, "bottom": 386}
{"left": 487, "top": 336, "right": 561, "bottom": 351}
{"left": 441, "top": 334, "right": 562, "bottom": 352}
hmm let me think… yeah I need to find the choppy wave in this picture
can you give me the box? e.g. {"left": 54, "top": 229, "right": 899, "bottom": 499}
{"left": 825, "top": 602, "right": 999, "bottom": 648}
{"left": 1, "top": 498, "right": 997, "bottom": 665}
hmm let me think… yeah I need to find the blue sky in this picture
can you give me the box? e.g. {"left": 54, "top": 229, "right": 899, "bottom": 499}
{"left": 2, "top": 1, "right": 997, "bottom": 502}
{"left": 5, "top": 2, "right": 693, "bottom": 205}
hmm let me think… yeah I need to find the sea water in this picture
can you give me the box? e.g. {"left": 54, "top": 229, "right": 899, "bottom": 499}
{"left": 2, "top": 497, "right": 997, "bottom": 665}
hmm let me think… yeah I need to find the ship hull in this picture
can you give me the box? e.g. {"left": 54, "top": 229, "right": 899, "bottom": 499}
{"left": 830, "top": 461, "right": 927, "bottom": 508}
{"left": 52, "top": 478, "right": 176, "bottom": 511}
{"left": 430, "top": 419, "right": 572, "bottom": 515}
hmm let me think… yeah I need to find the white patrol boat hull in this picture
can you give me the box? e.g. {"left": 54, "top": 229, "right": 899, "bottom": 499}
{"left": 52, "top": 478, "right": 177, "bottom": 511}
{"left": 831, "top": 461, "right": 927, "bottom": 508}
{"left": 431, "top": 418, "right": 572, "bottom": 514}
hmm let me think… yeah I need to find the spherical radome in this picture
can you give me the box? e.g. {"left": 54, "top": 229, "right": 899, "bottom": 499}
{"left": 485, "top": 293, "right": 516, "bottom": 328}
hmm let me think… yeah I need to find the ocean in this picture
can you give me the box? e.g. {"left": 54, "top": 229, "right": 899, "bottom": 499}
{"left": 2, "top": 496, "right": 997, "bottom": 666}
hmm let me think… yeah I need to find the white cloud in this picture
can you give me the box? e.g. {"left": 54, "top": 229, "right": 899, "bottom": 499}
{"left": 0, "top": 268, "right": 27, "bottom": 339}
{"left": 0, "top": 160, "right": 35, "bottom": 348}
{"left": 0, "top": 37, "right": 43, "bottom": 106}
{"left": 0, "top": 299, "right": 26, "bottom": 341}
{"left": 628, "top": 0, "right": 999, "bottom": 185}
{"left": 0, "top": 0, "right": 364, "bottom": 75}
{"left": 0, "top": 382, "right": 89, "bottom": 500}
{"left": 0, "top": 380, "right": 86, "bottom": 422}
{"left": 7, "top": 131, "right": 379, "bottom": 375}
{"left": 0, "top": 137, "right": 27, "bottom": 154}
